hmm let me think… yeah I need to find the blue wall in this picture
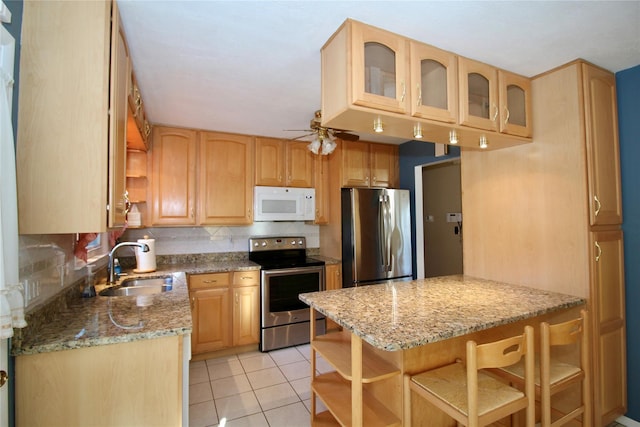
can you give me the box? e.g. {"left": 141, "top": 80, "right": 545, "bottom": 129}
{"left": 617, "top": 64, "right": 640, "bottom": 421}
{"left": 398, "top": 141, "right": 460, "bottom": 278}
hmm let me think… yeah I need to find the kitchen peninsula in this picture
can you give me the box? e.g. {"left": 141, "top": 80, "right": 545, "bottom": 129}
{"left": 300, "top": 275, "right": 585, "bottom": 426}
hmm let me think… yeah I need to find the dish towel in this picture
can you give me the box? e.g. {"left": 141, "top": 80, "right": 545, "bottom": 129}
{"left": 0, "top": 39, "right": 26, "bottom": 338}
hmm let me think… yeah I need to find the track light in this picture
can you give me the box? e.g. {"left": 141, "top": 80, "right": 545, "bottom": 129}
{"left": 479, "top": 135, "right": 488, "bottom": 149}
{"left": 373, "top": 117, "right": 384, "bottom": 133}
{"left": 413, "top": 124, "right": 423, "bottom": 139}
{"left": 449, "top": 130, "right": 458, "bottom": 145}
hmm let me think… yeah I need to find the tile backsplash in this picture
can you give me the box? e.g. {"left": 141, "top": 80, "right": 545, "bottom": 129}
{"left": 17, "top": 222, "right": 319, "bottom": 314}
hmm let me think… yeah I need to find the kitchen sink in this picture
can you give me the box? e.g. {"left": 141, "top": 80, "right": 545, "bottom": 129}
{"left": 98, "top": 276, "right": 173, "bottom": 297}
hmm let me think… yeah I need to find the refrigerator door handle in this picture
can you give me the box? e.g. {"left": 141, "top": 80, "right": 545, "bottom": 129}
{"left": 379, "top": 193, "right": 392, "bottom": 272}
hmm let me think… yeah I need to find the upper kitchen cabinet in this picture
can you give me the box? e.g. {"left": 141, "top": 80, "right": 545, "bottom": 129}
{"left": 342, "top": 140, "right": 398, "bottom": 188}
{"left": 17, "top": 0, "right": 129, "bottom": 233}
{"left": 255, "top": 137, "right": 314, "bottom": 187}
{"left": 350, "top": 22, "right": 408, "bottom": 114}
{"left": 409, "top": 42, "right": 458, "bottom": 123}
{"left": 583, "top": 64, "right": 622, "bottom": 226}
{"left": 459, "top": 57, "right": 532, "bottom": 138}
{"left": 321, "top": 19, "right": 532, "bottom": 150}
{"left": 199, "top": 132, "right": 254, "bottom": 225}
{"left": 150, "top": 127, "right": 197, "bottom": 226}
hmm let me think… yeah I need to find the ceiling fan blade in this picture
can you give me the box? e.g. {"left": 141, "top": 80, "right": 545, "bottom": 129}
{"left": 289, "top": 132, "right": 315, "bottom": 141}
{"left": 333, "top": 131, "right": 360, "bottom": 141}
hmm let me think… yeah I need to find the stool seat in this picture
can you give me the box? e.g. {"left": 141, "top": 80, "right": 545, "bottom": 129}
{"left": 498, "top": 359, "right": 583, "bottom": 390}
{"left": 412, "top": 361, "right": 527, "bottom": 417}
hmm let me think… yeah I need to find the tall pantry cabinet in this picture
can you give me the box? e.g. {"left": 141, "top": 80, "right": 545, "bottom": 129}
{"left": 461, "top": 60, "right": 625, "bottom": 425}
{"left": 17, "top": 0, "right": 129, "bottom": 233}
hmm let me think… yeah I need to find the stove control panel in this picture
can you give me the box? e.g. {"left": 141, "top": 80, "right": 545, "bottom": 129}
{"left": 249, "top": 236, "right": 306, "bottom": 252}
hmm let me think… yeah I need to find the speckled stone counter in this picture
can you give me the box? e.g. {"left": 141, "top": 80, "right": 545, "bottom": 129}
{"left": 12, "top": 260, "right": 260, "bottom": 356}
{"left": 300, "top": 274, "right": 585, "bottom": 351}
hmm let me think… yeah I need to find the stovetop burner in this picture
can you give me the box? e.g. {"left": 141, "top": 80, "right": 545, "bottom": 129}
{"left": 248, "top": 236, "right": 324, "bottom": 269}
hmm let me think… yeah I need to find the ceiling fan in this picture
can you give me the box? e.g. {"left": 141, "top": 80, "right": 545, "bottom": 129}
{"left": 285, "top": 110, "right": 359, "bottom": 155}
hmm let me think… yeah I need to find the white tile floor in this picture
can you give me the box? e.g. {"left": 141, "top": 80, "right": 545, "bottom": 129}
{"left": 189, "top": 344, "right": 335, "bottom": 427}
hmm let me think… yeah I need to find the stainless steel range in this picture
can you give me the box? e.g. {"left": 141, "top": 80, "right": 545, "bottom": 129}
{"left": 249, "top": 236, "right": 326, "bottom": 352}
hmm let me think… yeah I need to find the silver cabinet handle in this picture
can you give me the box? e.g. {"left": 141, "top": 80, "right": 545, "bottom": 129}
{"left": 491, "top": 103, "right": 499, "bottom": 122}
{"left": 416, "top": 84, "right": 422, "bottom": 106}
{"left": 595, "top": 241, "right": 602, "bottom": 262}
{"left": 504, "top": 108, "right": 510, "bottom": 125}
{"left": 594, "top": 195, "right": 601, "bottom": 217}
{"left": 400, "top": 80, "right": 406, "bottom": 102}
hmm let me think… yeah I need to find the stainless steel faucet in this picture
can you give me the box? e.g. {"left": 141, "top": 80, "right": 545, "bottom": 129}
{"left": 108, "top": 242, "right": 149, "bottom": 284}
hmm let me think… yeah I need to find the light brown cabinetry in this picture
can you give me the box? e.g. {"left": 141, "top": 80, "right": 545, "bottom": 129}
{"left": 150, "top": 127, "right": 254, "bottom": 226}
{"left": 198, "top": 131, "right": 254, "bottom": 225}
{"left": 321, "top": 18, "right": 532, "bottom": 150}
{"left": 127, "top": 70, "right": 151, "bottom": 149}
{"left": 461, "top": 60, "right": 625, "bottom": 426}
{"left": 17, "top": 0, "right": 129, "bottom": 233}
{"left": 150, "top": 126, "right": 197, "bottom": 225}
{"left": 458, "top": 57, "right": 532, "bottom": 137}
{"left": 342, "top": 141, "right": 398, "bottom": 188}
{"left": 15, "top": 335, "right": 185, "bottom": 426}
{"left": 324, "top": 264, "right": 342, "bottom": 331}
{"left": 255, "top": 137, "right": 314, "bottom": 187}
{"left": 126, "top": 149, "right": 148, "bottom": 227}
{"left": 583, "top": 65, "right": 623, "bottom": 226}
{"left": 189, "top": 270, "right": 259, "bottom": 355}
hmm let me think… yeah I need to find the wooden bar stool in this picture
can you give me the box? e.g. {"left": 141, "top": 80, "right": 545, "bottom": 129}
{"left": 404, "top": 326, "right": 535, "bottom": 427}
{"left": 492, "top": 309, "right": 591, "bottom": 427}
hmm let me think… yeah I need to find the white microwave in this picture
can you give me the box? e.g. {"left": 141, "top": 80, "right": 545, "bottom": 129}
{"left": 254, "top": 186, "right": 315, "bottom": 221}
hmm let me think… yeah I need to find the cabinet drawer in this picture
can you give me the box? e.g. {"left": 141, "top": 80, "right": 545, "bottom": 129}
{"left": 233, "top": 270, "right": 259, "bottom": 286}
{"left": 189, "top": 272, "right": 230, "bottom": 290}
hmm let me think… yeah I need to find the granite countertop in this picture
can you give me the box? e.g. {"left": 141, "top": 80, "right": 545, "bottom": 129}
{"left": 12, "top": 260, "right": 260, "bottom": 356}
{"left": 299, "top": 275, "right": 585, "bottom": 352}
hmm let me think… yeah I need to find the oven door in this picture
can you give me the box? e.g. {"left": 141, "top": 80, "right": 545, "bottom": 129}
{"left": 261, "top": 265, "right": 325, "bottom": 328}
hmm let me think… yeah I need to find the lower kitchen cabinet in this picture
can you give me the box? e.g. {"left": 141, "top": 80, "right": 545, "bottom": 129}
{"left": 324, "top": 264, "right": 342, "bottom": 331}
{"left": 189, "top": 270, "right": 259, "bottom": 354}
{"left": 15, "top": 335, "right": 185, "bottom": 426}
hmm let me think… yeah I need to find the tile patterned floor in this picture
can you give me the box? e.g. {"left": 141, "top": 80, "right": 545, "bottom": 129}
{"left": 189, "top": 344, "right": 333, "bottom": 427}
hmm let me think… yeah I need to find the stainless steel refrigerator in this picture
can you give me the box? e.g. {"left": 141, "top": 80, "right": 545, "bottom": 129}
{"left": 341, "top": 187, "right": 413, "bottom": 287}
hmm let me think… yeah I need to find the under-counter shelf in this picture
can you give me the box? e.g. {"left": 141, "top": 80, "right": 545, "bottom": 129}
{"left": 312, "top": 372, "right": 401, "bottom": 427}
{"left": 312, "top": 332, "right": 400, "bottom": 383}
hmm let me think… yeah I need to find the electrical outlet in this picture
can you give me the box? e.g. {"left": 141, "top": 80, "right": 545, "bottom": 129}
{"left": 446, "top": 212, "right": 462, "bottom": 223}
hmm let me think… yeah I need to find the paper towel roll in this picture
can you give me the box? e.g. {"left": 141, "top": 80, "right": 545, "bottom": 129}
{"left": 135, "top": 236, "right": 156, "bottom": 273}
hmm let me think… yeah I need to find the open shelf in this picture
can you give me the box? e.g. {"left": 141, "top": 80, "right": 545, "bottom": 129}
{"left": 312, "top": 372, "right": 401, "bottom": 427}
{"left": 312, "top": 332, "right": 400, "bottom": 383}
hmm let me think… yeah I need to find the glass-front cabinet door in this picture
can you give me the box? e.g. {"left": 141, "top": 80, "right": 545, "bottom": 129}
{"left": 498, "top": 70, "right": 532, "bottom": 137}
{"left": 458, "top": 57, "right": 499, "bottom": 132}
{"left": 410, "top": 42, "right": 458, "bottom": 123}
{"left": 351, "top": 22, "right": 408, "bottom": 114}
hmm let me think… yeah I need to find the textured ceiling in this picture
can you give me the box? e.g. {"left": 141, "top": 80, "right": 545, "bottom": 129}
{"left": 117, "top": 0, "right": 640, "bottom": 145}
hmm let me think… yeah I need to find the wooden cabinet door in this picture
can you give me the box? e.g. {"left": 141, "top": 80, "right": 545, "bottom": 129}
{"left": 191, "top": 288, "right": 231, "bottom": 354}
{"left": 285, "top": 140, "right": 314, "bottom": 187}
{"left": 590, "top": 230, "right": 626, "bottom": 425}
{"left": 233, "top": 285, "right": 260, "bottom": 346}
{"left": 350, "top": 21, "right": 408, "bottom": 114}
{"left": 409, "top": 41, "right": 458, "bottom": 123}
{"left": 583, "top": 64, "right": 623, "bottom": 226}
{"left": 370, "top": 143, "right": 397, "bottom": 188}
{"left": 342, "top": 140, "right": 371, "bottom": 187}
{"left": 314, "top": 153, "right": 331, "bottom": 224}
{"left": 498, "top": 70, "right": 532, "bottom": 137}
{"left": 108, "top": 5, "right": 129, "bottom": 228}
{"left": 458, "top": 57, "right": 499, "bottom": 132}
{"left": 150, "top": 127, "right": 197, "bottom": 225}
{"left": 199, "top": 132, "right": 254, "bottom": 225}
{"left": 255, "top": 137, "right": 284, "bottom": 186}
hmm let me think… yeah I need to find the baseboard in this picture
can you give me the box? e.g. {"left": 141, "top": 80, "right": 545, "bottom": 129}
{"left": 618, "top": 415, "right": 640, "bottom": 427}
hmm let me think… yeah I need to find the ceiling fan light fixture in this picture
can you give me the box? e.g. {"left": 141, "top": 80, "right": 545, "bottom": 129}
{"left": 307, "top": 138, "right": 321, "bottom": 155}
{"left": 373, "top": 117, "right": 384, "bottom": 133}
{"left": 321, "top": 138, "right": 337, "bottom": 155}
{"left": 413, "top": 123, "right": 423, "bottom": 139}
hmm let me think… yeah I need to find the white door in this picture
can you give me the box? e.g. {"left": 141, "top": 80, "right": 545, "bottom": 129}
{"left": 1, "top": 4, "right": 16, "bottom": 425}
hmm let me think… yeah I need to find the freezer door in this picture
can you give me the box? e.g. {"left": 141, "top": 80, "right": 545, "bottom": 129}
{"left": 342, "top": 188, "right": 412, "bottom": 287}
